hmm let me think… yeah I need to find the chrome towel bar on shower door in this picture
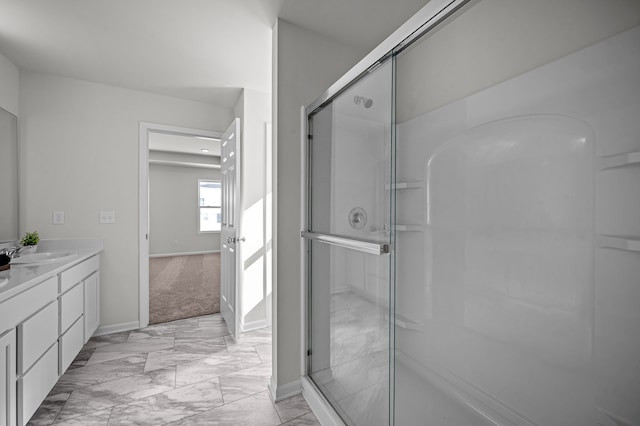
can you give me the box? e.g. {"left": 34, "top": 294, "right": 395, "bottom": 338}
{"left": 301, "top": 231, "right": 390, "bottom": 255}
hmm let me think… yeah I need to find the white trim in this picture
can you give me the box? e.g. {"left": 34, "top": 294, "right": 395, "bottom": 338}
{"left": 271, "top": 45, "right": 279, "bottom": 404}
{"left": 269, "top": 377, "right": 301, "bottom": 402}
{"left": 300, "top": 106, "right": 308, "bottom": 379}
{"left": 139, "top": 123, "right": 150, "bottom": 329}
{"left": 234, "top": 119, "right": 243, "bottom": 340}
{"left": 94, "top": 321, "right": 140, "bottom": 337}
{"left": 139, "top": 122, "right": 223, "bottom": 330}
{"left": 149, "top": 250, "right": 220, "bottom": 258}
{"left": 265, "top": 122, "right": 273, "bottom": 328}
{"left": 149, "top": 159, "right": 221, "bottom": 169}
{"left": 300, "top": 376, "right": 345, "bottom": 426}
{"left": 240, "top": 318, "right": 269, "bottom": 332}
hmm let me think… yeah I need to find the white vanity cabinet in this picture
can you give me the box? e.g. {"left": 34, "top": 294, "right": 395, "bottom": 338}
{"left": 0, "top": 250, "right": 101, "bottom": 426}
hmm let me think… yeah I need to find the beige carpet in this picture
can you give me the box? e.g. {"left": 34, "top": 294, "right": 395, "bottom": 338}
{"left": 149, "top": 253, "right": 220, "bottom": 324}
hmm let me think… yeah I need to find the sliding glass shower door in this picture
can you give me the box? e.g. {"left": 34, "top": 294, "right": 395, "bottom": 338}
{"left": 303, "top": 61, "right": 394, "bottom": 425}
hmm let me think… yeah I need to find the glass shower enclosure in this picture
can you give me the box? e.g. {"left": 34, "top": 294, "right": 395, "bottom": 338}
{"left": 301, "top": 0, "right": 640, "bottom": 425}
{"left": 303, "top": 59, "right": 395, "bottom": 425}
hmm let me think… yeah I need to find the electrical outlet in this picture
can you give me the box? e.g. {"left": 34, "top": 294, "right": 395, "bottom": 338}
{"left": 53, "top": 211, "right": 65, "bottom": 225}
{"left": 99, "top": 211, "right": 116, "bottom": 224}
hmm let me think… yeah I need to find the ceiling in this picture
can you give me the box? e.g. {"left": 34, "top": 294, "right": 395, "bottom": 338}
{"left": 0, "top": 0, "right": 429, "bottom": 108}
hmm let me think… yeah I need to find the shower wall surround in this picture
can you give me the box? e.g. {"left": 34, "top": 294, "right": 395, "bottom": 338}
{"left": 395, "top": 27, "right": 640, "bottom": 425}
{"left": 301, "top": 1, "right": 640, "bottom": 425}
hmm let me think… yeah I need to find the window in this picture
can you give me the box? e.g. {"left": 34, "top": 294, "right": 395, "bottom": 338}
{"left": 198, "top": 180, "right": 221, "bottom": 232}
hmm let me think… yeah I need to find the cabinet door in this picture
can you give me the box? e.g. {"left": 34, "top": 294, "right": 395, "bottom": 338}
{"left": 84, "top": 272, "right": 100, "bottom": 342}
{"left": 0, "top": 329, "right": 16, "bottom": 426}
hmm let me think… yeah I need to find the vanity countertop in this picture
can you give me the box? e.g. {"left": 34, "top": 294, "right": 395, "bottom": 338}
{"left": 0, "top": 239, "right": 103, "bottom": 302}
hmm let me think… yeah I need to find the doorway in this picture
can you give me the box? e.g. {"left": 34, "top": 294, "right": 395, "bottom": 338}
{"left": 139, "top": 123, "right": 223, "bottom": 328}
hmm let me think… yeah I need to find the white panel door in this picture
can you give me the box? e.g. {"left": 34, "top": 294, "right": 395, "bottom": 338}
{"left": 220, "top": 118, "right": 241, "bottom": 339}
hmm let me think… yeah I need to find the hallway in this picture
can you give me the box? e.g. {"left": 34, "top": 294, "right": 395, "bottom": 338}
{"left": 28, "top": 315, "right": 318, "bottom": 425}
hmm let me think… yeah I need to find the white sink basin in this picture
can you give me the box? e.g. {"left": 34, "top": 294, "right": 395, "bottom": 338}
{"left": 0, "top": 277, "right": 8, "bottom": 288}
{"left": 11, "top": 252, "right": 77, "bottom": 264}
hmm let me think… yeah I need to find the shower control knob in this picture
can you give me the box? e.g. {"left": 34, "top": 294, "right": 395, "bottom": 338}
{"left": 349, "top": 207, "right": 367, "bottom": 230}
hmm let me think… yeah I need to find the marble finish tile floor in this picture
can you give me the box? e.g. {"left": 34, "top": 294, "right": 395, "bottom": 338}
{"left": 28, "top": 314, "right": 319, "bottom": 426}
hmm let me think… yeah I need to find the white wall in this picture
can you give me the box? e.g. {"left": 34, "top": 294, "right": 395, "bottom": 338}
{"left": 19, "top": 71, "right": 233, "bottom": 328}
{"left": 272, "top": 18, "right": 367, "bottom": 396}
{"left": 149, "top": 163, "right": 221, "bottom": 255}
{"left": 0, "top": 51, "right": 19, "bottom": 115}
{"left": 234, "top": 88, "right": 272, "bottom": 331}
{"left": 397, "top": 0, "right": 640, "bottom": 121}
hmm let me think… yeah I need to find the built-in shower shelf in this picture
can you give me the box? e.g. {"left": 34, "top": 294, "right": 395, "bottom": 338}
{"left": 377, "top": 224, "right": 424, "bottom": 232}
{"left": 599, "top": 152, "right": 640, "bottom": 170}
{"left": 385, "top": 181, "right": 423, "bottom": 190}
{"left": 385, "top": 313, "right": 422, "bottom": 331}
{"left": 394, "top": 224, "right": 424, "bottom": 232}
{"left": 599, "top": 235, "right": 640, "bottom": 252}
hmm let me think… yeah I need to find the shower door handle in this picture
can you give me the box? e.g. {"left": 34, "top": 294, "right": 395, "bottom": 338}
{"left": 301, "top": 231, "right": 389, "bottom": 255}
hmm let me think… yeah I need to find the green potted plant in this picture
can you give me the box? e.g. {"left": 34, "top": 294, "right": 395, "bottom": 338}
{"left": 20, "top": 231, "right": 40, "bottom": 254}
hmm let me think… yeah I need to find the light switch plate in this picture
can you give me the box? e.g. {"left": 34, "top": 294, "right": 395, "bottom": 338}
{"left": 99, "top": 211, "right": 116, "bottom": 224}
{"left": 53, "top": 211, "right": 65, "bottom": 225}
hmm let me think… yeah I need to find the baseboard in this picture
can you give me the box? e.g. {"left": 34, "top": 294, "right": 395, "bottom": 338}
{"left": 94, "top": 321, "right": 140, "bottom": 337}
{"left": 149, "top": 250, "right": 220, "bottom": 258}
{"left": 300, "top": 376, "right": 345, "bottom": 426}
{"left": 241, "top": 318, "right": 269, "bottom": 332}
{"left": 268, "top": 377, "right": 301, "bottom": 402}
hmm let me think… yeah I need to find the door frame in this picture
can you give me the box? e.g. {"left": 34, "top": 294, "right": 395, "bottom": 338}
{"left": 138, "top": 122, "right": 223, "bottom": 328}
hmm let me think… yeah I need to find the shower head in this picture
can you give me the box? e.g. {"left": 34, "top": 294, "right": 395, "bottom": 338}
{"left": 353, "top": 95, "right": 373, "bottom": 109}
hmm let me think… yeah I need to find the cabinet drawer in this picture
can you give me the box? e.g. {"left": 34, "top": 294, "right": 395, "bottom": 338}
{"left": 17, "top": 342, "right": 58, "bottom": 426}
{"left": 59, "top": 316, "right": 84, "bottom": 374}
{"left": 17, "top": 301, "right": 58, "bottom": 375}
{"left": 0, "top": 276, "right": 57, "bottom": 332}
{"left": 60, "top": 283, "right": 83, "bottom": 334}
{"left": 60, "top": 255, "right": 99, "bottom": 293}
